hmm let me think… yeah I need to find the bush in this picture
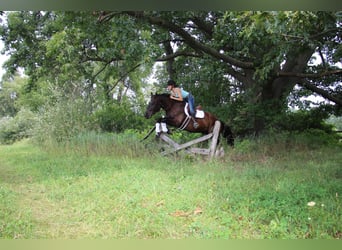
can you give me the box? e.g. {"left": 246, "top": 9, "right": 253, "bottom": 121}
{"left": 93, "top": 103, "right": 148, "bottom": 133}
{"left": 0, "top": 109, "right": 37, "bottom": 144}
{"left": 32, "top": 97, "right": 92, "bottom": 143}
{"left": 0, "top": 116, "right": 16, "bottom": 144}
{"left": 292, "top": 129, "right": 340, "bottom": 147}
{"left": 278, "top": 108, "right": 333, "bottom": 133}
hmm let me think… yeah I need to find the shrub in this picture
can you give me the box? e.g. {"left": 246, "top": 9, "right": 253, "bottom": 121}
{"left": 32, "top": 97, "right": 92, "bottom": 143}
{"left": 277, "top": 108, "right": 333, "bottom": 133}
{"left": 0, "top": 116, "right": 16, "bottom": 144}
{"left": 93, "top": 103, "right": 148, "bottom": 133}
{"left": 0, "top": 108, "right": 37, "bottom": 144}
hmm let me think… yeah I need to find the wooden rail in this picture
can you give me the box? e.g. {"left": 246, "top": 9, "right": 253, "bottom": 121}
{"left": 158, "top": 120, "right": 222, "bottom": 159}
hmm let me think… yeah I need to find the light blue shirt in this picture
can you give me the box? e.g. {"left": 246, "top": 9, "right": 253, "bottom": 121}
{"left": 180, "top": 89, "right": 189, "bottom": 98}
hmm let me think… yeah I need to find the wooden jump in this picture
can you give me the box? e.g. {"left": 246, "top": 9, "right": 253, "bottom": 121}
{"left": 158, "top": 120, "right": 223, "bottom": 158}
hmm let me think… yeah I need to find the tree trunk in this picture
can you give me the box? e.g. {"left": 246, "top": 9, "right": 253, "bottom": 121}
{"left": 163, "top": 39, "right": 176, "bottom": 79}
{"left": 248, "top": 47, "right": 315, "bottom": 134}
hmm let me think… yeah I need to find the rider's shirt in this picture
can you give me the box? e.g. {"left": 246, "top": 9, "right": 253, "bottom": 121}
{"left": 180, "top": 89, "right": 189, "bottom": 99}
{"left": 172, "top": 88, "right": 189, "bottom": 99}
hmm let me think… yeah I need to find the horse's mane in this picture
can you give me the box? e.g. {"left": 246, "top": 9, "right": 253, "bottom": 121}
{"left": 155, "top": 93, "right": 170, "bottom": 97}
{"left": 154, "top": 93, "right": 184, "bottom": 106}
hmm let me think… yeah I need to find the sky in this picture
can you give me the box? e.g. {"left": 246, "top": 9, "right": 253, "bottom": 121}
{"left": 0, "top": 41, "right": 9, "bottom": 81}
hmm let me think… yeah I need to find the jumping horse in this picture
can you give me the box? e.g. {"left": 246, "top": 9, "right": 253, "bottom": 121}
{"left": 144, "top": 93, "right": 234, "bottom": 146}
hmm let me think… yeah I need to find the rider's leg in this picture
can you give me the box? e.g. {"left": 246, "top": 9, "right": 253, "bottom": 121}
{"left": 187, "top": 94, "right": 198, "bottom": 128}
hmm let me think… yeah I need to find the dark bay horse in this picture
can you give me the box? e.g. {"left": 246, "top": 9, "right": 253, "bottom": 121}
{"left": 144, "top": 93, "right": 234, "bottom": 146}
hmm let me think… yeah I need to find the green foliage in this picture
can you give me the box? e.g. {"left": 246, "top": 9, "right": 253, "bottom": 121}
{"left": 156, "top": 11, "right": 340, "bottom": 135}
{"left": 277, "top": 108, "right": 334, "bottom": 133}
{"left": 1, "top": 11, "right": 154, "bottom": 115}
{"left": 0, "top": 108, "right": 36, "bottom": 144}
{"left": 293, "top": 129, "right": 340, "bottom": 147}
{"left": 326, "top": 115, "right": 342, "bottom": 131}
{"left": 1, "top": 11, "right": 341, "bottom": 139}
{"left": 0, "top": 73, "right": 27, "bottom": 117}
{"left": 32, "top": 93, "right": 92, "bottom": 143}
{"left": 0, "top": 117, "right": 16, "bottom": 144}
{"left": 227, "top": 95, "right": 339, "bottom": 137}
{"left": 92, "top": 102, "right": 147, "bottom": 133}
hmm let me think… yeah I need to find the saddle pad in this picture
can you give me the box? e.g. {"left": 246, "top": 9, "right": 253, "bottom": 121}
{"left": 184, "top": 103, "right": 205, "bottom": 118}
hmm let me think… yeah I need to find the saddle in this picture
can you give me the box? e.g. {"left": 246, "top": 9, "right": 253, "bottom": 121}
{"left": 184, "top": 103, "right": 205, "bottom": 118}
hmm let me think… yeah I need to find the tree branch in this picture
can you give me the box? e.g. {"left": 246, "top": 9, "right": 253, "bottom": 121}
{"left": 155, "top": 50, "right": 202, "bottom": 61}
{"left": 92, "top": 60, "right": 112, "bottom": 79}
{"left": 281, "top": 28, "right": 341, "bottom": 41}
{"left": 310, "top": 27, "right": 341, "bottom": 40}
{"left": 162, "top": 39, "right": 175, "bottom": 78}
{"left": 277, "top": 70, "right": 342, "bottom": 79}
{"left": 318, "top": 48, "right": 326, "bottom": 68}
{"left": 190, "top": 17, "right": 214, "bottom": 38}
{"left": 297, "top": 79, "right": 342, "bottom": 106}
{"left": 97, "top": 11, "right": 251, "bottom": 81}
{"left": 124, "top": 11, "right": 254, "bottom": 69}
{"left": 106, "top": 63, "right": 142, "bottom": 95}
{"left": 96, "top": 11, "right": 119, "bottom": 23}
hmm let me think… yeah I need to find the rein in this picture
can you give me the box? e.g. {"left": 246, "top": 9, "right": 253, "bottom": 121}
{"left": 140, "top": 126, "right": 155, "bottom": 142}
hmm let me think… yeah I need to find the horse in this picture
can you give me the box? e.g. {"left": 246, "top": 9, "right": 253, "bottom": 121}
{"left": 144, "top": 93, "right": 234, "bottom": 146}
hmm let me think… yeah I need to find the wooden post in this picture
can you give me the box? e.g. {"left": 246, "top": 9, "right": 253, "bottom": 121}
{"left": 158, "top": 120, "right": 223, "bottom": 159}
{"left": 209, "top": 120, "right": 221, "bottom": 158}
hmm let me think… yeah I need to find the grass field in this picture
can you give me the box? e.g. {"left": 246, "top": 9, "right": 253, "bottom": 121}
{"left": 0, "top": 132, "right": 341, "bottom": 239}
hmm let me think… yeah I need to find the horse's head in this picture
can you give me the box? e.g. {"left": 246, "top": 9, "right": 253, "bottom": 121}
{"left": 144, "top": 93, "right": 162, "bottom": 119}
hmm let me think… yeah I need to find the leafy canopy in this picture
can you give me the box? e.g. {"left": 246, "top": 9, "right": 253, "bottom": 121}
{"left": 1, "top": 11, "right": 341, "bottom": 137}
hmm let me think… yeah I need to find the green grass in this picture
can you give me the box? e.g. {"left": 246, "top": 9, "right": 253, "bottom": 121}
{"left": 0, "top": 133, "right": 341, "bottom": 239}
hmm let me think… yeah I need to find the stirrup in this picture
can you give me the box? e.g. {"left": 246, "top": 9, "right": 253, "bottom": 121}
{"left": 191, "top": 116, "right": 199, "bottom": 128}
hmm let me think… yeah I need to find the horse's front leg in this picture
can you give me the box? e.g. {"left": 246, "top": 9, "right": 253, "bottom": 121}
{"left": 155, "top": 116, "right": 170, "bottom": 137}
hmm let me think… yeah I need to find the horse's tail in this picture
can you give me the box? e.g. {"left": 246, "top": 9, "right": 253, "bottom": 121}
{"left": 220, "top": 120, "right": 234, "bottom": 146}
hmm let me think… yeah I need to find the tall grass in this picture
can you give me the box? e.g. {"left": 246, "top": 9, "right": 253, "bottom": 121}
{"left": 0, "top": 131, "right": 341, "bottom": 239}
{"left": 41, "top": 131, "right": 150, "bottom": 158}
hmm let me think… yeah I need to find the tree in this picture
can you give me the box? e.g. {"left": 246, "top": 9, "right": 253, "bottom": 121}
{"left": 0, "top": 73, "right": 25, "bottom": 117}
{"left": 99, "top": 11, "right": 342, "bottom": 134}
{"left": 1, "top": 11, "right": 341, "bottom": 137}
{"left": 0, "top": 11, "right": 156, "bottom": 111}
{"left": 0, "top": 11, "right": 157, "bottom": 137}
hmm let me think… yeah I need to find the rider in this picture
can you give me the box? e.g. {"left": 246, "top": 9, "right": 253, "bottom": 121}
{"left": 166, "top": 79, "right": 199, "bottom": 128}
